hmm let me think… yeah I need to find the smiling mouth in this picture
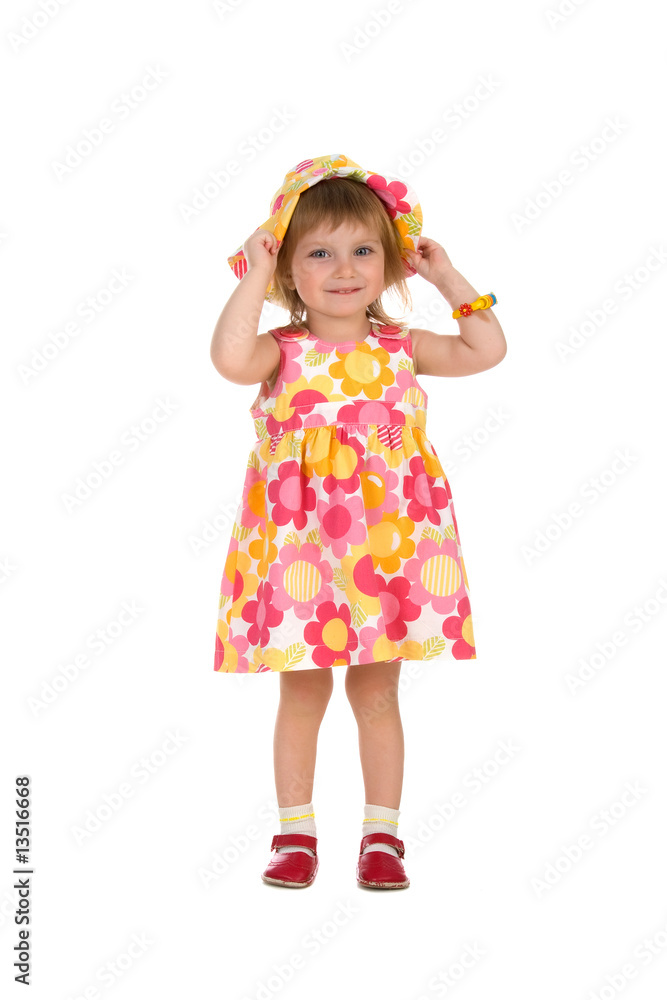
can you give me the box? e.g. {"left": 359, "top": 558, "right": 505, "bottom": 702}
{"left": 328, "top": 289, "right": 360, "bottom": 294}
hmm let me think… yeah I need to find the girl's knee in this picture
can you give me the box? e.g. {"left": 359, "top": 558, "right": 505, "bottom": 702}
{"left": 345, "top": 663, "right": 401, "bottom": 719}
{"left": 279, "top": 668, "right": 334, "bottom": 711}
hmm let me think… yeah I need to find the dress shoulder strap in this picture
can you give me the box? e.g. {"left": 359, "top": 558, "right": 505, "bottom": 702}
{"left": 369, "top": 321, "right": 409, "bottom": 340}
{"left": 268, "top": 322, "right": 409, "bottom": 342}
{"left": 268, "top": 326, "right": 309, "bottom": 342}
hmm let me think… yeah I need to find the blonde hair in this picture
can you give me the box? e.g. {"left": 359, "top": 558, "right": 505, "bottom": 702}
{"left": 270, "top": 177, "right": 412, "bottom": 330}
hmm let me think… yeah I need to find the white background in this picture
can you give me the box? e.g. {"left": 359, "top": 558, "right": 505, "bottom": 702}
{"left": 2, "top": 0, "right": 666, "bottom": 997}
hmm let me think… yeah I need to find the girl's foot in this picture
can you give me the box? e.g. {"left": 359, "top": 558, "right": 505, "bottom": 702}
{"left": 356, "top": 833, "right": 410, "bottom": 888}
{"left": 261, "top": 834, "right": 319, "bottom": 887}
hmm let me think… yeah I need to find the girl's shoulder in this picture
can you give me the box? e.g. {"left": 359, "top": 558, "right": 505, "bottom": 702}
{"left": 408, "top": 326, "right": 422, "bottom": 358}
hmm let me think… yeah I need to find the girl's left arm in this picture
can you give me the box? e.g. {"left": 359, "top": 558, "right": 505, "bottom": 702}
{"left": 406, "top": 240, "right": 507, "bottom": 378}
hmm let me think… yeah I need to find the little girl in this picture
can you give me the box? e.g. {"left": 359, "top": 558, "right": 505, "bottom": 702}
{"left": 210, "top": 154, "right": 506, "bottom": 890}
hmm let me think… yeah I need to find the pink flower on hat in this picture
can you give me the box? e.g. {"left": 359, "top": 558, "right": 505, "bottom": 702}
{"left": 271, "top": 193, "right": 285, "bottom": 216}
{"left": 366, "top": 174, "right": 411, "bottom": 218}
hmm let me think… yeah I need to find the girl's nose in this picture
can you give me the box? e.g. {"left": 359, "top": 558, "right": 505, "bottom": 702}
{"left": 335, "top": 256, "right": 357, "bottom": 276}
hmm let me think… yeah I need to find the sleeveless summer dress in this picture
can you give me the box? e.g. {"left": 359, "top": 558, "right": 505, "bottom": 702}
{"left": 213, "top": 321, "right": 476, "bottom": 673}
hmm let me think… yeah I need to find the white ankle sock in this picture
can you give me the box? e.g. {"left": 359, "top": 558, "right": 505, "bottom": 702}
{"left": 362, "top": 803, "right": 401, "bottom": 856}
{"left": 276, "top": 802, "right": 316, "bottom": 855}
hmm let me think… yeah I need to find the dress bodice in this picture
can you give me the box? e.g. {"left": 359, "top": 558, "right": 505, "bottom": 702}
{"left": 249, "top": 321, "right": 429, "bottom": 452}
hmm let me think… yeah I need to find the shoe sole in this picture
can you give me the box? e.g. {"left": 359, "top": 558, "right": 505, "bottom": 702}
{"left": 261, "top": 873, "right": 317, "bottom": 888}
{"left": 356, "top": 859, "right": 410, "bottom": 888}
{"left": 261, "top": 857, "right": 319, "bottom": 888}
{"left": 356, "top": 876, "right": 410, "bottom": 889}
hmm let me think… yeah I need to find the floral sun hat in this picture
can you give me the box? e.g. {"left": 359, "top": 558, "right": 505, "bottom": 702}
{"left": 227, "top": 154, "right": 423, "bottom": 303}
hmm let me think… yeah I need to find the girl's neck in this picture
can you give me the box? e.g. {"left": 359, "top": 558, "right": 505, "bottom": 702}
{"left": 302, "top": 310, "right": 371, "bottom": 344}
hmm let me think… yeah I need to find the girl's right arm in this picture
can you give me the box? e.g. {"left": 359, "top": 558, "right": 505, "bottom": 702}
{"left": 210, "top": 231, "right": 281, "bottom": 385}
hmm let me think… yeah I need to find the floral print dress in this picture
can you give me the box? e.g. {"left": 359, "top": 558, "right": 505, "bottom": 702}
{"left": 214, "top": 321, "right": 476, "bottom": 673}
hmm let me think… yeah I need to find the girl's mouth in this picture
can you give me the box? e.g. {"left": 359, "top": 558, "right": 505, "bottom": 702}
{"left": 328, "top": 289, "right": 360, "bottom": 295}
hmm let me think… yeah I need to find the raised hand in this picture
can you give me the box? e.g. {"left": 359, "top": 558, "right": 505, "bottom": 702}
{"left": 405, "top": 237, "right": 455, "bottom": 285}
{"left": 243, "top": 228, "right": 281, "bottom": 278}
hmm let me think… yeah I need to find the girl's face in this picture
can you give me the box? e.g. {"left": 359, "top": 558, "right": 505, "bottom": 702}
{"left": 285, "top": 220, "right": 386, "bottom": 323}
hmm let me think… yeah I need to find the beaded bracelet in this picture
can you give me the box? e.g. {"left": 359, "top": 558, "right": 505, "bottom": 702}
{"left": 452, "top": 293, "right": 497, "bottom": 319}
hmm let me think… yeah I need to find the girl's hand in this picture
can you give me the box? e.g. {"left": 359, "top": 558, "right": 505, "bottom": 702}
{"left": 405, "top": 237, "right": 455, "bottom": 285}
{"left": 243, "top": 228, "right": 280, "bottom": 276}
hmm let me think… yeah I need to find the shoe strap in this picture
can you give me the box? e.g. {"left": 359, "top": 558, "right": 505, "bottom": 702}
{"left": 271, "top": 833, "right": 318, "bottom": 856}
{"left": 360, "top": 832, "right": 405, "bottom": 858}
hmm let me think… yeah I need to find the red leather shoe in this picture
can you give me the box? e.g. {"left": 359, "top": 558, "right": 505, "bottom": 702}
{"left": 356, "top": 833, "right": 410, "bottom": 889}
{"left": 261, "top": 834, "right": 319, "bottom": 888}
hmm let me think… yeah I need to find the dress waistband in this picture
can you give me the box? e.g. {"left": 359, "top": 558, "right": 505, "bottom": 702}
{"left": 251, "top": 399, "right": 428, "bottom": 452}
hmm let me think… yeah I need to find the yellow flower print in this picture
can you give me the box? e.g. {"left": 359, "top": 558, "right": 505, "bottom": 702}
{"left": 302, "top": 427, "right": 359, "bottom": 482}
{"left": 245, "top": 473, "right": 266, "bottom": 520}
{"left": 368, "top": 511, "right": 416, "bottom": 573}
{"left": 248, "top": 519, "right": 278, "bottom": 578}
{"left": 271, "top": 374, "right": 341, "bottom": 423}
{"left": 271, "top": 196, "right": 296, "bottom": 242}
{"left": 394, "top": 216, "right": 417, "bottom": 251}
{"left": 222, "top": 548, "right": 258, "bottom": 617}
{"left": 370, "top": 636, "right": 402, "bottom": 661}
{"left": 328, "top": 344, "right": 395, "bottom": 400}
{"left": 248, "top": 645, "right": 287, "bottom": 672}
{"left": 413, "top": 426, "right": 446, "bottom": 479}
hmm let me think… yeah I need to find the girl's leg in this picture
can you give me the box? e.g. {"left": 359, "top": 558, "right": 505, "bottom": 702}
{"left": 344, "top": 660, "right": 404, "bottom": 807}
{"left": 274, "top": 668, "right": 334, "bottom": 806}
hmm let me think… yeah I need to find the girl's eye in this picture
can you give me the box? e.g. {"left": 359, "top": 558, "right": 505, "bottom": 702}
{"left": 309, "top": 247, "right": 373, "bottom": 258}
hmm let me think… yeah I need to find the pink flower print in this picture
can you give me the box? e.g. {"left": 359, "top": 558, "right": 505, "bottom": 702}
{"left": 344, "top": 551, "right": 383, "bottom": 607}
{"left": 366, "top": 175, "right": 411, "bottom": 218}
{"left": 241, "top": 580, "right": 284, "bottom": 649}
{"left": 303, "top": 600, "right": 359, "bottom": 668}
{"left": 293, "top": 159, "right": 314, "bottom": 174}
{"left": 404, "top": 536, "right": 467, "bottom": 615}
{"left": 267, "top": 460, "right": 317, "bottom": 530}
{"left": 268, "top": 542, "right": 335, "bottom": 619}
{"left": 383, "top": 366, "right": 415, "bottom": 404}
{"left": 317, "top": 485, "right": 367, "bottom": 559}
{"left": 336, "top": 399, "right": 402, "bottom": 426}
{"left": 374, "top": 325, "right": 406, "bottom": 351}
{"left": 271, "top": 194, "right": 285, "bottom": 216}
{"left": 266, "top": 386, "right": 329, "bottom": 438}
{"left": 376, "top": 574, "right": 422, "bottom": 642}
{"left": 403, "top": 454, "right": 450, "bottom": 526}
{"left": 443, "top": 596, "right": 476, "bottom": 658}
{"left": 354, "top": 627, "right": 392, "bottom": 664}
{"left": 214, "top": 625, "right": 250, "bottom": 673}
{"left": 277, "top": 342, "right": 305, "bottom": 385}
